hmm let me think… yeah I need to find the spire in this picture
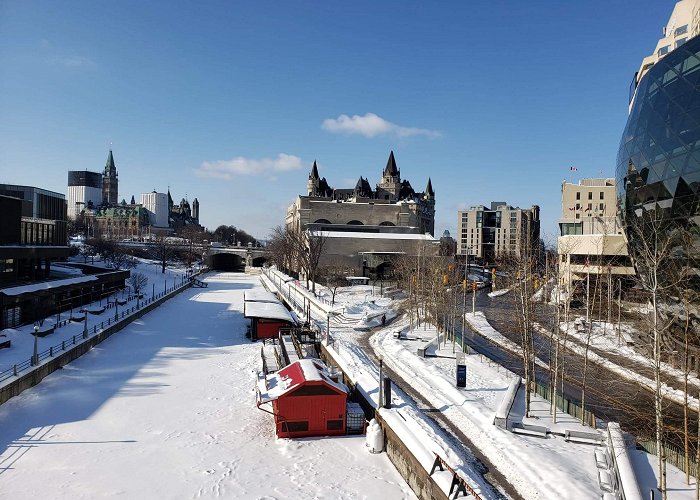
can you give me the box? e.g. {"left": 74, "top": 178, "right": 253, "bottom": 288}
{"left": 425, "top": 177, "right": 434, "bottom": 198}
{"left": 383, "top": 150, "right": 399, "bottom": 177}
{"left": 105, "top": 149, "right": 116, "bottom": 175}
{"left": 130, "top": 195, "right": 135, "bottom": 204}
{"left": 310, "top": 160, "right": 319, "bottom": 179}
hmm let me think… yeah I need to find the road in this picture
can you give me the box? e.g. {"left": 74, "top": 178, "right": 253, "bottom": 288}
{"left": 471, "top": 289, "right": 698, "bottom": 445}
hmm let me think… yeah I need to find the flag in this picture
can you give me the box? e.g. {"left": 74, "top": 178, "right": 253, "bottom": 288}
{"left": 570, "top": 166, "right": 578, "bottom": 171}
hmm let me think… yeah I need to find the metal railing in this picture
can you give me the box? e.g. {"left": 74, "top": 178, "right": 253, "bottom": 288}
{"left": 0, "top": 274, "right": 198, "bottom": 385}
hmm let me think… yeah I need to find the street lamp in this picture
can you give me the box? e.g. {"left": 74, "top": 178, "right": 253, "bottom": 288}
{"left": 83, "top": 312, "right": 89, "bottom": 339}
{"left": 32, "top": 324, "right": 39, "bottom": 366}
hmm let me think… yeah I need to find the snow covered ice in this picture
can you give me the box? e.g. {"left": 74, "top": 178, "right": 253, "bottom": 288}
{"left": 0, "top": 272, "right": 413, "bottom": 499}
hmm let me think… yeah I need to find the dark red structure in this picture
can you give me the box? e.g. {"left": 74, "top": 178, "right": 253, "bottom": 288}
{"left": 256, "top": 359, "right": 348, "bottom": 438}
{"left": 244, "top": 298, "right": 296, "bottom": 341}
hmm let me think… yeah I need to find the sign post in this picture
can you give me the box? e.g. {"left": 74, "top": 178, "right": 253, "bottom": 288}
{"left": 456, "top": 351, "right": 467, "bottom": 388}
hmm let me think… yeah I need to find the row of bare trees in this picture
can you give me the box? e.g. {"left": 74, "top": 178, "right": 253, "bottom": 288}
{"left": 266, "top": 226, "right": 326, "bottom": 294}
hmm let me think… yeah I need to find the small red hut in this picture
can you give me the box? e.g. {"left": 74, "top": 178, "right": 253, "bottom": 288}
{"left": 244, "top": 299, "right": 296, "bottom": 341}
{"left": 256, "top": 359, "right": 348, "bottom": 438}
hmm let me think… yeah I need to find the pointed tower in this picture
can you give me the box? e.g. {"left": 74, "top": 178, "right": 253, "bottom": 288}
{"left": 102, "top": 149, "right": 119, "bottom": 205}
{"left": 424, "top": 178, "right": 435, "bottom": 200}
{"left": 130, "top": 195, "right": 136, "bottom": 205}
{"left": 377, "top": 151, "right": 401, "bottom": 200}
{"left": 307, "top": 160, "right": 320, "bottom": 196}
{"left": 167, "top": 188, "right": 174, "bottom": 213}
{"left": 192, "top": 198, "right": 200, "bottom": 222}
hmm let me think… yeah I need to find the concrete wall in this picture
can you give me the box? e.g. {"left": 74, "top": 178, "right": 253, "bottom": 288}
{"left": 0, "top": 279, "right": 194, "bottom": 406}
{"left": 319, "top": 343, "right": 448, "bottom": 500}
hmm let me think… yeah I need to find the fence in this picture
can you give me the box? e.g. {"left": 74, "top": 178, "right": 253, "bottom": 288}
{"left": 636, "top": 437, "right": 699, "bottom": 479}
{"left": 0, "top": 274, "right": 197, "bottom": 385}
{"left": 530, "top": 379, "right": 597, "bottom": 428}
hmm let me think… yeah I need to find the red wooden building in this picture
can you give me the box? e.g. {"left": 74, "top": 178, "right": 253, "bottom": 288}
{"left": 244, "top": 290, "right": 296, "bottom": 341}
{"left": 256, "top": 359, "right": 348, "bottom": 438}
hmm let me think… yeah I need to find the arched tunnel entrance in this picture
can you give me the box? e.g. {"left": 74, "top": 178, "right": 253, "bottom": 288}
{"left": 252, "top": 256, "right": 268, "bottom": 267}
{"left": 208, "top": 253, "right": 245, "bottom": 272}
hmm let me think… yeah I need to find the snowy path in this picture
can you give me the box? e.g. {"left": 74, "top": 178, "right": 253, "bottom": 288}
{"left": 0, "top": 272, "right": 413, "bottom": 500}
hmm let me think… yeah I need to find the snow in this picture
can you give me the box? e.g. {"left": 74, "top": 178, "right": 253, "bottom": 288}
{"left": 0, "top": 258, "right": 188, "bottom": 376}
{"left": 243, "top": 289, "right": 279, "bottom": 303}
{"left": 263, "top": 268, "right": 699, "bottom": 500}
{"left": 244, "top": 300, "right": 296, "bottom": 323}
{"left": 311, "top": 230, "right": 438, "bottom": 241}
{"left": 487, "top": 288, "right": 509, "bottom": 298}
{"left": 0, "top": 275, "right": 97, "bottom": 296}
{"left": 0, "top": 272, "right": 414, "bottom": 499}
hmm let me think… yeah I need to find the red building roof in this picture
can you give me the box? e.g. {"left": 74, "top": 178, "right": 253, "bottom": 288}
{"left": 257, "top": 359, "right": 347, "bottom": 404}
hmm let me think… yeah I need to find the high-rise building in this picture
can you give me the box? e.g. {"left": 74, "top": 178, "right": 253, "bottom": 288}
{"left": 457, "top": 202, "right": 540, "bottom": 264}
{"left": 102, "top": 150, "right": 118, "bottom": 206}
{"left": 629, "top": 0, "right": 700, "bottom": 110}
{"left": 67, "top": 170, "right": 102, "bottom": 219}
{"left": 557, "top": 179, "right": 635, "bottom": 289}
{"left": 140, "top": 191, "right": 169, "bottom": 228}
{"left": 617, "top": 0, "right": 700, "bottom": 324}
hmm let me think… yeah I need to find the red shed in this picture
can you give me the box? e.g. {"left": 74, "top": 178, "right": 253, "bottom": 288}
{"left": 256, "top": 359, "right": 348, "bottom": 438}
{"left": 244, "top": 299, "right": 297, "bottom": 341}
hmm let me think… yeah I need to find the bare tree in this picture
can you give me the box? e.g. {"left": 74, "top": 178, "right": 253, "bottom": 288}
{"left": 104, "top": 244, "right": 138, "bottom": 270}
{"left": 127, "top": 272, "right": 149, "bottom": 295}
{"left": 150, "top": 235, "right": 178, "bottom": 274}
{"left": 628, "top": 208, "right": 684, "bottom": 499}
{"left": 316, "top": 259, "right": 351, "bottom": 305}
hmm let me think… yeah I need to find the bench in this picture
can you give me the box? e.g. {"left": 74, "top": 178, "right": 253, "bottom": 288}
{"left": 565, "top": 429, "right": 603, "bottom": 445}
{"left": 494, "top": 376, "right": 521, "bottom": 429}
{"left": 594, "top": 448, "right": 610, "bottom": 469}
{"left": 36, "top": 325, "right": 55, "bottom": 337}
{"left": 0, "top": 340, "right": 10, "bottom": 349}
{"left": 511, "top": 422, "right": 548, "bottom": 438}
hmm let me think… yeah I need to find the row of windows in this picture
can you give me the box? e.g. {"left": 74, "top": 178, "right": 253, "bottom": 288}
{"left": 575, "top": 191, "right": 606, "bottom": 200}
{"left": 20, "top": 220, "right": 66, "bottom": 246}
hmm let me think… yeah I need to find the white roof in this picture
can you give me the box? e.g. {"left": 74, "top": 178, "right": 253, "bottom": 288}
{"left": 244, "top": 301, "right": 296, "bottom": 323}
{"left": 1, "top": 276, "right": 98, "bottom": 296}
{"left": 244, "top": 289, "right": 279, "bottom": 303}
{"left": 311, "top": 230, "right": 437, "bottom": 241}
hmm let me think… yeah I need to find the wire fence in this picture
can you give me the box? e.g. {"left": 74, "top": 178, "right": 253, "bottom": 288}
{"left": 0, "top": 274, "right": 197, "bottom": 385}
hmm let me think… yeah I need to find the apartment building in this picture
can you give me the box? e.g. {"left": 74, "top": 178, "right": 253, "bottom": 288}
{"left": 457, "top": 202, "right": 540, "bottom": 265}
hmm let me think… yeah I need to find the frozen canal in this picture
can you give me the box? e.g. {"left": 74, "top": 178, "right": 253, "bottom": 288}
{"left": 0, "top": 272, "right": 414, "bottom": 499}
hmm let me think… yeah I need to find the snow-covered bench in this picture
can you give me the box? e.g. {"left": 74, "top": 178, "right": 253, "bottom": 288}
{"left": 0, "top": 339, "right": 10, "bottom": 349}
{"left": 36, "top": 324, "right": 55, "bottom": 337}
{"left": 598, "top": 469, "right": 617, "bottom": 493}
{"left": 511, "top": 422, "right": 548, "bottom": 438}
{"left": 594, "top": 447, "right": 610, "bottom": 469}
{"left": 494, "top": 376, "right": 521, "bottom": 429}
{"left": 565, "top": 429, "right": 603, "bottom": 446}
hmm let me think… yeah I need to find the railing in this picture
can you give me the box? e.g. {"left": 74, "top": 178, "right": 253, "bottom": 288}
{"left": 636, "top": 437, "right": 698, "bottom": 480}
{"left": 0, "top": 274, "right": 198, "bottom": 385}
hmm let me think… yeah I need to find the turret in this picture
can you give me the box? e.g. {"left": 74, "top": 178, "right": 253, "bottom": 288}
{"left": 307, "top": 160, "right": 320, "bottom": 196}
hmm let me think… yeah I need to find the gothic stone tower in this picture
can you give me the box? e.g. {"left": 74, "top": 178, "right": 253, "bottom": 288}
{"left": 376, "top": 151, "right": 401, "bottom": 200}
{"left": 102, "top": 149, "right": 118, "bottom": 206}
{"left": 192, "top": 198, "right": 200, "bottom": 222}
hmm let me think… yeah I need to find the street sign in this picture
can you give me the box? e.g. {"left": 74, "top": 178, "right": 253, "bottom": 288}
{"left": 456, "top": 352, "right": 467, "bottom": 387}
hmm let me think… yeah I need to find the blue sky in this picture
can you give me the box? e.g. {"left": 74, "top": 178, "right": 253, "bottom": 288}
{"left": 0, "top": 1, "right": 674, "bottom": 240}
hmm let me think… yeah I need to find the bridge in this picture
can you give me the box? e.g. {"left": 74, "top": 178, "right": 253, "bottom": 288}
{"left": 206, "top": 245, "right": 269, "bottom": 271}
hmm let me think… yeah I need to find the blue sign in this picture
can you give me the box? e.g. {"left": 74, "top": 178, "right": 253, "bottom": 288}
{"left": 456, "top": 365, "right": 467, "bottom": 387}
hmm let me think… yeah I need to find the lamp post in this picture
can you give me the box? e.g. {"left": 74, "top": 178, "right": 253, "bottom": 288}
{"left": 114, "top": 298, "right": 119, "bottom": 321}
{"left": 83, "top": 312, "right": 89, "bottom": 339}
{"left": 378, "top": 356, "right": 383, "bottom": 409}
{"left": 32, "top": 324, "right": 39, "bottom": 366}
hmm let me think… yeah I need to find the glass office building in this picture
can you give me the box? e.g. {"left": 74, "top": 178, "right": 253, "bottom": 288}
{"left": 616, "top": 34, "right": 700, "bottom": 289}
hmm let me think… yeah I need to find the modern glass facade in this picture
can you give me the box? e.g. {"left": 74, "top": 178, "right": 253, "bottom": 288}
{"left": 617, "top": 34, "right": 700, "bottom": 289}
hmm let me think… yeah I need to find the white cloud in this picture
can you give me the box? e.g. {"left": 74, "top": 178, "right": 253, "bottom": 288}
{"left": 39, "top": 39, "right": 94, "bottom": 68}
{"left": 321, "top": 112, "right": 440, "bottom": 139}
{"left": 196, "top": 153, "right": 302, "bottom": 180}
{"left": 50, "top": 55, "right": 94, "bottom": 68}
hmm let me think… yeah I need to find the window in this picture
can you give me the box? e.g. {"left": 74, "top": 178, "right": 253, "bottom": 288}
{"left": 575, "top": 214, "right": 580, "bottom": 219}
{"left": 675, "top": 25, "right": 688, "bottom": 36}
{"left": 600, "top": 191, "right": 604, "bottom": 200}
{"left": 676, "top": 37, "right": 687, "bottom": 48}
{"left": 588, "top": 192, "right": 592, "bottom": 200}
{"left": 327, "top": 420, "right": 343, "bottom": 430}
{"left": 658, "top": 45, "right": 671, "bottom": 56}
{"left": 599, "top": 203, "right": 605, "bottom": 210}
{"left": 587, "top": 203, "right": 592, "bottom": 211}
{"left": 576, "top": 203, "right": 580, "bottom": 210}
{"left": 282, "top": 421, "right": 309, "bottom": 432}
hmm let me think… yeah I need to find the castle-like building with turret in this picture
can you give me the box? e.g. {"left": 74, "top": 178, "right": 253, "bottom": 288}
{"left": 288, "top": 151, "right": 435, "bottom": 235}
{"left": 286, "top": 151, "right": 438, "bottom": 277}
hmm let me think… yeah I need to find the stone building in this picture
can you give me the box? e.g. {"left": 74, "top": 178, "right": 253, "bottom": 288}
{"left": 287, "top": 151, "right": 435, "bottom": 235}
{"left": 286, "top": 152, "right": 439, "bottom": 277}
{"left": 102, "top": 150, "right": 118, "bottom": 206}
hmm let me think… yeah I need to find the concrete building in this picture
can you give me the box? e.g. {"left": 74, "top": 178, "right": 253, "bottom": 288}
{"left": 456, "top": 202, "right": 540, "bottom": 265}
{"left": 558, "top": 178, "right": 635, "bottom": 290}
{"left": 286, "top": 152, "right": 438, "bottom": 277}
{"left": 67, "top": 170, "right": 102, "bottom": 219}
{"left": 629, "top": 0, "right": 700, "bottom": 109}
{"left": 140, "top": 191, "right": 169, "bottom": 228}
